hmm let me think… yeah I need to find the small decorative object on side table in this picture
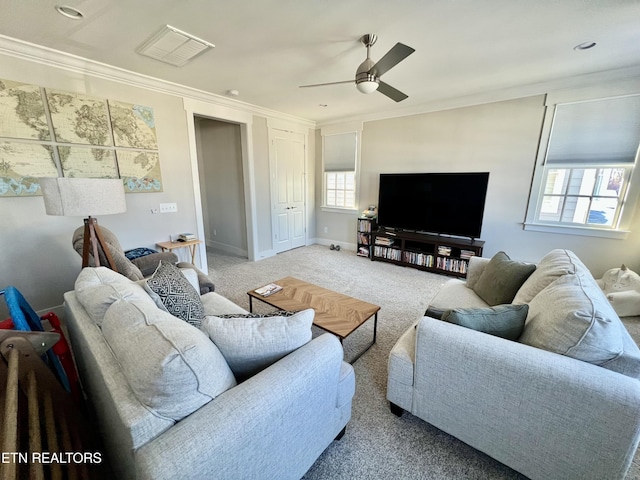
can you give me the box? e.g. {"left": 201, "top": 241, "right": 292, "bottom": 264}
{"left": 156, "top": 238, "right": 203, "bottom": 264}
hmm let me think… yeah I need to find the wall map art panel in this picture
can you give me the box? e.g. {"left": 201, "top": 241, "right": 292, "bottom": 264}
{"left": 0, "top": 77, "right": 163, "bottom": 196}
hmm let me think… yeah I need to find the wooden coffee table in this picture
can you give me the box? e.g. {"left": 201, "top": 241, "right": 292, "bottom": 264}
{"left": 248, "top": 276, "right": 380, "bottom": 363}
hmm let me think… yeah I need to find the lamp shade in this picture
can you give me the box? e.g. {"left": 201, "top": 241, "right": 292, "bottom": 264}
{"left": 39, "top": 177, "right": 126, "bottom": 217}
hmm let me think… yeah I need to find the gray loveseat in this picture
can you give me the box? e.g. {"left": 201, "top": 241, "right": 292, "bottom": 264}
{"left": 387, "top": 249, "right": 640, "bottom": 480}
{"left": 64, "top": 266, "right": 355, "bottom": 479}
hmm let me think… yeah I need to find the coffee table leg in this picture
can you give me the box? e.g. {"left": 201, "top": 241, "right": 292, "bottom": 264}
{"left": 347, "top": 312, "right": 377, "bottom": 364}
{"left": 249, "top": 295, "right": 253, "bottom": 313}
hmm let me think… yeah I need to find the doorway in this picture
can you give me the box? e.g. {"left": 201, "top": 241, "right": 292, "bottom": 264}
{"left": 194, "top": 116, "right": 248, "bottom": 258}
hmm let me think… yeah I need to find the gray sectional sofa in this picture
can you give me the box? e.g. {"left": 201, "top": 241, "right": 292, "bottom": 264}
{"left": 387, "top": 249, "right": 640, "bottom": 480}
{"left": 64, "top": 266, "right": 355, "bottom": 480}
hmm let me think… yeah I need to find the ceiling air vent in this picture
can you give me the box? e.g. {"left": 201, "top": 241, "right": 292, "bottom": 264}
{"left": 137, "top": 25, "right": 214, "bottom": 67}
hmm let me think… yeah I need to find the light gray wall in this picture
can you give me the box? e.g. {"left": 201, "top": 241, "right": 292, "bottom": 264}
{"left": 0, "top": 54, "right": 203, "bottom": 316}
{"left": 315, "top": 94, "right": 640, "bottom": 277}
{"left": 195, "top": 117, "right": 247, "bottom": 255}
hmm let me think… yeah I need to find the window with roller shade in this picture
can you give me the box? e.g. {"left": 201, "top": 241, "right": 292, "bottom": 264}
{"left": 323, "top": 132, "right": 357, "bottom": 209}
{"left": 527, "top": 95, "right": 640, "bottom": 235}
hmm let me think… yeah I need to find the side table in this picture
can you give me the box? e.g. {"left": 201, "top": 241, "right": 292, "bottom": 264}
{"left": 156, "top": 239, "right": 202, "bottom": 264}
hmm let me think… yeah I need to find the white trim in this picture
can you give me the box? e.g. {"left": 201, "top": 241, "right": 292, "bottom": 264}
{"left": 523, "top": 222, "right": 630, "bottom": 240}
{"left": 183, "top": 98, "right": 258, "bottom": 269}
{"left": 0, "top": 34, "right": 315, "bottom": 128}
{"left": 320, "top": 206, "right": 358, "bottom": 214}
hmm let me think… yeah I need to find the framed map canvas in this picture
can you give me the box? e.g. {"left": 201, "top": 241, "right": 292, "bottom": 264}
{"left": 46, "top": 89, "right": 112, "bottom": 146}
{"left": 0, "top": 79, "right": 50, "bottom": 141}
{"left": 59, "top": 146, "right": 118, "bottom": 178}
{"left": 0, "top": 142, "right": 58, "bottom": 196}
{"left": 109, "top": 100, "right": 158, "bottom": 149}
{"left": 116, "top": 150, "right": 162, "bottom": 192}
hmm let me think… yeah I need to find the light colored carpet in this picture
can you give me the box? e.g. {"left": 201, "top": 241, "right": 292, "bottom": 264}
{"left": 207, "top": 244, "right": 640, "bottom": 480}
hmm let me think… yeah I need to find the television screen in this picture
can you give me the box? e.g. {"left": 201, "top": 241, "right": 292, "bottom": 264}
{"left": 377, "top": 172, "right": 490, "bottom": 238}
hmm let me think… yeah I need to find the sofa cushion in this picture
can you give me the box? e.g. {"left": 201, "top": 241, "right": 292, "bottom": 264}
{"left": 473, "top": 251, "right": 536, "bottom": 306}
{"left": 144, "top": 261, "right": 205, "bottom": 328}
{"left": 513, "top": 249, "right": 579, "bottom": 304}
{"left": 200, "top": 308, "right": 314, "bottom": 380}
{"left": 441, "top": 304, "right": 528, "bottom": 340}
{"left": 519, "top": 273, "right": 624, "bottom": 365}
{"left": 102, "top": 299, "right": 236, "bottom": 421}
{"left": 75, "top": 267, "right": 156, "bottom": 326}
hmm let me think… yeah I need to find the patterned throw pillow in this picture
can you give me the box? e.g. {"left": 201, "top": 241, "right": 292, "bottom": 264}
{"left": 214, "top": 310, "right": 298, "bottom": 319}
{"left": 144, "top": 261, "right": 205, "bottom": 327}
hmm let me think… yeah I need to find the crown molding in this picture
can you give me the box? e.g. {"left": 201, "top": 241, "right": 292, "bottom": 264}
{"left": 0, "top": 34, "right": 315, "bottom": 128}
{"left": 316, "top": 65, "right": 640, "bottom": 128}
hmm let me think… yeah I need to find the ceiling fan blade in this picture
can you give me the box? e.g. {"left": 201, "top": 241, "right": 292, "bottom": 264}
{"left": 299, "top": 80, "right": 353, "bottom": 88}
{"left": 378, "top": 81, "right": 408, "bottom": 102}
{"left": 370, "top": 42, "right": 415, "bottom": 77}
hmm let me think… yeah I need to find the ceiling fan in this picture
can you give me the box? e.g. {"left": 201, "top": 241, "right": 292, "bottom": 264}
{"left": 299, "top": 34, "right": 415, "bottom": 102}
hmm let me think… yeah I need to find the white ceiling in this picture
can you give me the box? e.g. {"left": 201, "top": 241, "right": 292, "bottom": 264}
{"left": 1, "top": 0, "right": 639, "bottom": 124}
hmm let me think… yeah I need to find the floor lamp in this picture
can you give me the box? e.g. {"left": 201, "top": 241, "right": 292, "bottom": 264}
{"left": 40, "top": 178, "right": 127, "bottom": 271}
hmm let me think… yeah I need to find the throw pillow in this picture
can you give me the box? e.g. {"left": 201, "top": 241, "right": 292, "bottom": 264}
{"left": 472, "top": 251, "right": 536, "bottom": 306}
{"left": 102, "top": 299, "right": 236, "bottom": 421}
{"left": 519, "top": 273, "right": 623, "bottom": 365}
{"left": 441, "top": 304, "right": 528, "bottom": 340}
{"left": 512, "top": 249, "right": 580, "bottom": 304}
{"left": 144, "top": 261, "right": 205, "bottom": 328}
{"left": 75, "top": 267, "right": 157, "bottom": 326}
{"left": 200, "top": 308, "right": 314, "bottom": 380}
{"left": 424, "top": 306, "right": 446, "bottom": 319}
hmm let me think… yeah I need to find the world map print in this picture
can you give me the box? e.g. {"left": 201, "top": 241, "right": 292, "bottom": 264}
{"left": 59, "top": 146, "right": 118, "bottom": 178}
{"left": 0, "top": 142, "right": 58, "bottom": 196}
{"left": 0, "top": 79, "right": 50, "bottom": 141}
{"left": 109, "top": 100, "right": 158, "bottom": 149}
{"left": 46, "top": 89, "right": 112, "bottom": 146}
{"left": 0, "top": 78, "right": 163, "bottom": 196}
{"left": 116, "top": 150, "right": 163, "bottom": 192}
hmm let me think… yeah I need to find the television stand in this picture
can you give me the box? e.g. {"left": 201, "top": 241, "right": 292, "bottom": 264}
{"left": 370, "top": 229, "right": 484, "bottom": 278}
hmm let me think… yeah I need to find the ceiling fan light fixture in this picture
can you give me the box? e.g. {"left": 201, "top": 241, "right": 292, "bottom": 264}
{"left": 356, "top": 80, "right": 379, "bottom": 94}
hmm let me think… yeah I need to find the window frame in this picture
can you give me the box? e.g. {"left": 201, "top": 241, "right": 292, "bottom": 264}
{"left": 524, "top": 94, "right": 640, "bottom": 239}
{"left": 320, "top": 122, "right": 363, "bottom": 213}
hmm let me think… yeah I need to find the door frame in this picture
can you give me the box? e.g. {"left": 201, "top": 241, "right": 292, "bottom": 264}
{"left": 184, "top": 98, "right": 258, "bottom": 271}
{"left": 267, "top": 118, "right": 310, "bottom": 252}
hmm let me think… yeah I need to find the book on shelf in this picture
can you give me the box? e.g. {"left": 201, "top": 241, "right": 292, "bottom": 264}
{"left": 460, "top": 249, "right": 476, "bottom": 259}
{"left": 178, "top": 233, "right": 197, "bottom": 241}
{"left": 437, "top": 246, "right": 452, "bottom": 256}
{"left": 375, "top": 237, "right": 394, "bottom": 246}
{"left": 357, "top": 246, "right": 370, "bottom": 257}
{"left": 254, "top": 283, "right": 283, "bottom": 297}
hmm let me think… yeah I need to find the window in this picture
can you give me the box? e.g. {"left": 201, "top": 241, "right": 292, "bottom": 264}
{"left": 526, "top": 94, "right": 640, "bottom": 237}
{"left": 321, "top": 124, "right": 362, "bottom": 211}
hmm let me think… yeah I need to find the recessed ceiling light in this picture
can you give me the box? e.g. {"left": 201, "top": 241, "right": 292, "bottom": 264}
{"left": 574, "top": 41, "right": 597, "bottom": 51}
{"left": 55, "top": 5, "right": 84, "bottom": 19}
{"left": 319, "top": 104, "right": 328, "bottom": 107}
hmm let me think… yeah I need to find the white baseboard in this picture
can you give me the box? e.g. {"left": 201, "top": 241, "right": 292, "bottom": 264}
{"left": 206, "top": 239, "right": 248, "bottom": 257}
{"left": 313, "top": 238, "right": 357, "bottom": 251}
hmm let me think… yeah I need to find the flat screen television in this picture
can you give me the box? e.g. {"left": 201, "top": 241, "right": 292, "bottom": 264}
{"left": 377, "top": 172, "right": 490, "bottom": 239}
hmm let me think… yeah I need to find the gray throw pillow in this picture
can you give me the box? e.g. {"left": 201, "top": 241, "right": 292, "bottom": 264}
{"left": 145, "top": 260, "right": 205, "bottom": 327}
{"left": 200, "top": 309, "right": 314, "bottom": 380}
{"left": 442, "top": 304, "right": 529, "bottom": 340}
{"left": 472, "top": 251, "right": 536, "bottom": 306}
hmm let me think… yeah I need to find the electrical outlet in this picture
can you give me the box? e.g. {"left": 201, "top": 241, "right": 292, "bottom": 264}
{"left": 159, "top": 202, "right": 177, "bottom": 213}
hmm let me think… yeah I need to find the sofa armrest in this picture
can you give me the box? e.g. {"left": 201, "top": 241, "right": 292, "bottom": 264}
{"left": 131, "top": 252, "right": 178, "bottom": 276}
{"left": 413, "top": 317, "right": 640, "bottom": 480}
{"left": 134, "top": 334, "right": 353, "bottom": 480}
